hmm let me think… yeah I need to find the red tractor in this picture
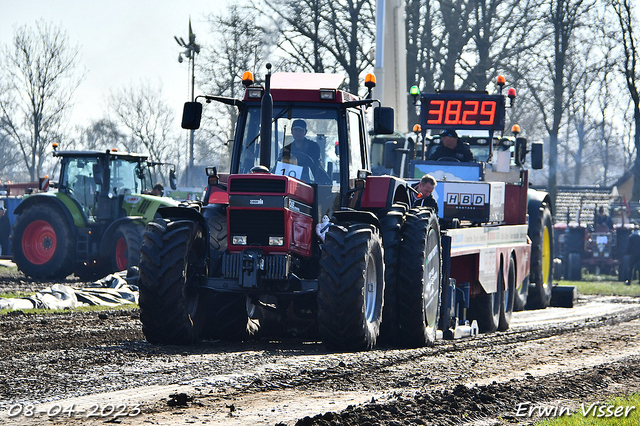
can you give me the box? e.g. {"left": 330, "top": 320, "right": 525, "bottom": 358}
{"left": 137, "top": 66, "right": 443, "bottom": 350}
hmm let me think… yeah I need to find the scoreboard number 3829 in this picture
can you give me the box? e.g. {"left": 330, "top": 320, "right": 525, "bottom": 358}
{"left": 420, "top": 94, "right": 505, "bottom": 131}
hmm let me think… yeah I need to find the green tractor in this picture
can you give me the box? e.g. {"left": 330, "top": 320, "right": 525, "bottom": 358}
{"left": 11, "top": 148, "right": 180, "bottom": 280}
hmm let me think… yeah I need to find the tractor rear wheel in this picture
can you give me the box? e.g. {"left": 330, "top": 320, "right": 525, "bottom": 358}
{"left": 11, "top": 204, "right": 75, "bottom": 279}
{"left": 396, "top": 208, "right": 442, "bottom": 348}
{"left": 112, "top": 223, "right": 144, "bottom": 272}
{"left": 138, "top": 218, "right": 207, "bottom": 345}
{"left": 318, "top": 224, "right": 384, "bottom": 351}
{"left": 498, "top": 257, "right": 516, "bottom": 331}
{"left": 377, "top": 205, "right": 406, "bottom": 344}
{"left": 526, "top": 202, "right": 554, "bottom": 309}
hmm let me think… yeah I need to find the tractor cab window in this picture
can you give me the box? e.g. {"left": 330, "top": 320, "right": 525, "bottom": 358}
{"left": 238, "top": 105, "right": 338, "bottom": 185}
{"left": 62, "top": 156, "right": 100, "bottom": 217}
{"left": 110, "top": 158, "right": 151, "bottom": 195}
{"left": 346, "top": 110, "right": 365, "bottom": 179}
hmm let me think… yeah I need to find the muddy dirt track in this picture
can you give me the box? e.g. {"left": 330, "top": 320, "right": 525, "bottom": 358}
{"left": 1, "top": 263, "right": 640, "bottom": 425}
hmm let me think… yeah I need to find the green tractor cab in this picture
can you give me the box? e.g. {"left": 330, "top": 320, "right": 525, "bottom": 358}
{"left": 11, "top": 149, "right": 180, "bottom": 280}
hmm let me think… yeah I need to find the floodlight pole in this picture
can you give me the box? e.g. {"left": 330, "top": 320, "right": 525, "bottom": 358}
{"left": 175, "top": 18, "right": 200, "bottom": 187}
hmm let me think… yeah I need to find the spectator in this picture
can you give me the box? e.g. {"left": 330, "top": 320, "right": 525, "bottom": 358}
{"left": 428, "top": 129, "right": 473, "bottom": 162}
{"left": 151, "top": 183, "right": 164, "bottom": 196}
{"left": 0, "top": 207, "right": 10, "bottom": 256}
{"left": 412, "top": 174, "right": 438, "bottom": 214}
{"left": 593, "top": 206, "right": 613, "bottom": 232}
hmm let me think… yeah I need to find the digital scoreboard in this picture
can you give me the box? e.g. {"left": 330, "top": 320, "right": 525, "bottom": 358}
{"left": 420, "top": 93, "right": 506, "bottom": 131}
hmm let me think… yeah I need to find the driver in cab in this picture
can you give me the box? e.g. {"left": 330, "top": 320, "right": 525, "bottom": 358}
{"left": 282, "top": 119, "right": 321, "bottom": 166}
{"left": 428, "top": 129, "right": 474, "bottom": 162}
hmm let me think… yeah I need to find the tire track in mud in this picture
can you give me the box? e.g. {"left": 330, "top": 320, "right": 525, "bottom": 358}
{"left": 2, "top": 296, "right": 638, "bottom": 425}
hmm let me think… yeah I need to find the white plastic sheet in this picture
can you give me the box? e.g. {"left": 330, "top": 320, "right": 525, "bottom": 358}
{"left": 0, "top": 272, "right": 138, "bottom": 311}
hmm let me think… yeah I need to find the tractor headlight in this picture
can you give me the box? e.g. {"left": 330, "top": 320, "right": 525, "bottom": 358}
{"left": 269, "top": 236, "right": 284, "bottom": 246}
{"left": 232, "top": 235, "right": 247, "bottom": 245}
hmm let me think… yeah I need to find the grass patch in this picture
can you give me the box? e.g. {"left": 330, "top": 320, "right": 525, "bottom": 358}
{"left": 0, "top": 263, "right": 19, "bottom": 272}
{"left": 0, "top": 291, "right": 35, "bottom": 299}
{"left": 537, "top": 394, "right": 639, "bottom": 425}
{"left": 0, "top": 303, "right": 138, "bottom": 316}
{"left": 557, "top": 274, "right": 640, "bottom": 297}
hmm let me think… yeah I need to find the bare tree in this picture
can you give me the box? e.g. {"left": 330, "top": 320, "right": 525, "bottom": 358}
{"left": 72, "top": 119, "right": 128, "bottom": 151}
{"left": 405, "top": 0, "right": 546, "bottom": 127}
{"left": 609, "top": 0, "right": 640, "bottom": 198}
{"left": 108, "top": 81, "right": 177, "bottom": 164}
{"left": 198, "top": 4, "right": 272, "bottom": 172}
{"left": 0, "top": 132, "right": 23, "bottom": 182}
{"left": 260, "top": 0, "right": 376, "bottom": 94}
{"left": 0, "top": 21, "right": 83, "bottom": 181}
{"left": 517, "top": 0, "right": 594, "bottom": 205}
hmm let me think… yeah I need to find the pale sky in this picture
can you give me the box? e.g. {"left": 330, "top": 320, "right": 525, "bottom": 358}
{"left": 0, "top": 0, "right": 225, "bottom": 130}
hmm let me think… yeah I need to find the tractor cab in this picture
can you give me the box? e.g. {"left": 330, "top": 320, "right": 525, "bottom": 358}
{"left": 55, "top": 150, "right": 156, "bottom": 223}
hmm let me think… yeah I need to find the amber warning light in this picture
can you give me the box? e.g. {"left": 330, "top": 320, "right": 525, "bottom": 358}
{"left": 420, "top": 93, "right": 505, "bottom": 131}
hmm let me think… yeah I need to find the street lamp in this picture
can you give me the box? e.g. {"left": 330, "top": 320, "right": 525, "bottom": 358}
{"left": 175, "top": 18, "right": 200, "bottom": 187}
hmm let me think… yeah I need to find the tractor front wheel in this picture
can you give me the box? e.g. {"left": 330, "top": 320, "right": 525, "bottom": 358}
{"left": 138, "top": 218, "right": 207, "bottom": 345}
{"left": 11, "top": 204, "right": 75, "bottom": 279}
{"left": 318, "top": 224, "right": 384, "bottom": 351}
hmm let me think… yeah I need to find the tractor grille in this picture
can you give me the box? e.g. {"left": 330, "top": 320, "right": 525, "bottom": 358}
{"left": 229, "top": 178, "right": 286, "bottom": 193}
{"left": 222, "top": 253, "right": 290, "bottom": 280}
{"left": 229, "top": 209, "right": 285, "bottom": 246}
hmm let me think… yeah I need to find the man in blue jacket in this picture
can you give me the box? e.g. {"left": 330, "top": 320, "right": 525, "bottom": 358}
{"left": 428, "top": 129, "right": 473, "bottom": 162}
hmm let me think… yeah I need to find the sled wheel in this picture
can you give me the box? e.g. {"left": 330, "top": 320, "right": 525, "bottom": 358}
{"left": 498, "top": 256, "right": 516, "bottom": 331}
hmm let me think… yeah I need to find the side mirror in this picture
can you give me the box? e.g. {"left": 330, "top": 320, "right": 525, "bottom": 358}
{"left": 374, "top": 107, "right": 394, "bottom": 134}
{"left": 181, "top": 102, "right": 203, "bottom": 130}
{"left": 93, "top": 164, "right": 103, "bottom": 186}
{"left": 515, "top": 137, "right": 527, "bottom": 167}
{"left": 169, "top": 169, "right": 178, "bottom": 190}
{"left": 384, "top": 140, "right": 398, "bottom": 169}
{"left": 531, "top": 142, "right": 543, "bottom": 170}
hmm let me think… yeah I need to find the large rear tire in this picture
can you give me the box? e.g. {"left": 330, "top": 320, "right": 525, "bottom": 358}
{"left": 138, "top": 218, "right": 207, "bottom": 345}
{"left": 396, "top": 209, "right": 442, "bottom": 348}
{"left": 498, "top": 257, "right": 516, "bottom": 331}
{"left": 377, "top": 205, "right": 405, "bottom": 344}
{"left": 112, "top": 223, "right": 144, "bottom": 272}
{"left": 11, "top": 204, "right": 75, "bottom": 279}
{"left": 527, "top": 202, "right": 554, "bottom": 309}
{"left": 318, "top": 224, "right": 384, "bottom": 351}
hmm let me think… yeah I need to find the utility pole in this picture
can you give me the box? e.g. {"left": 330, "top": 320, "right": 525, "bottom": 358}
{"left": 175, "top": 18, "right": 200, "bottom": 187}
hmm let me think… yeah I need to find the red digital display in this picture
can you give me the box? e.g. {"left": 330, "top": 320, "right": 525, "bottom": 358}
{"left": 420, "top": 94, "right": 505, "bottom": 131}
